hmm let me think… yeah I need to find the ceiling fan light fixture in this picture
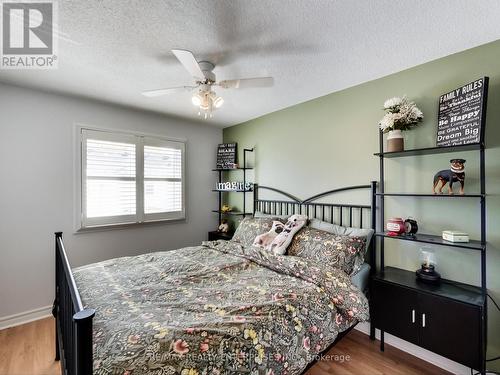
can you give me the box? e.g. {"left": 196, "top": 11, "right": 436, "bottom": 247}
{"left": 191, "top": 92, "right": 202, "bottom": 106}
{"left": 192, "top": 90, "right": 222, "bottom": 118}
{"left": 214, "top": 96, "right": 224, "bottom": 108}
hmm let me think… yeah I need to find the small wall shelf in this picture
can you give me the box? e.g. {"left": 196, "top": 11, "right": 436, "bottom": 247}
{"left": 375, "top": 192, "right": 484, "bottom": 198}
{"left": 211, "top": 210, "right": 252, "bottom": 216}
{"left": 212, "top": 167, "right": 254, "bottom": 171}
{"left": 212, "top": 189, "right": 253, "bottom": 193}
{"left": 374, "top": 232, "right": 485, "bottom": 251}
{"left": 374, "top": 143, "right": 482, "bottom": 158}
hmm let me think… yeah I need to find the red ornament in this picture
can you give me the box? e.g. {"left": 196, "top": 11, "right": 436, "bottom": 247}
{"left": 386, "top": 217, "right": 405, "bottom": 235}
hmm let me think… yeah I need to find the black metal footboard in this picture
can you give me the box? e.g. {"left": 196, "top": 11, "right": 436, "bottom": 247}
{"left": 54, "top": 232, "right": 95, "bottom": 375}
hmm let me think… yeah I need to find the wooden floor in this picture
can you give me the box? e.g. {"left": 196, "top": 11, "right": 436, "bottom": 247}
{"left": 305, "top": 330, "right": 451, "bottom": 375}
{"left": 0, "top": 318, "right": 59, "bottom": 375}
{"left": 0, "top": 318, "right": 451, "bottom": 375}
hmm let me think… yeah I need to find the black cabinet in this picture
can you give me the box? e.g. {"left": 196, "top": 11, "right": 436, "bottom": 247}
{"left": 371, "top": 267, "right": 485, "bottom": 371}
{"left": 208, "top": 231, "right": 234, "bottom": 241}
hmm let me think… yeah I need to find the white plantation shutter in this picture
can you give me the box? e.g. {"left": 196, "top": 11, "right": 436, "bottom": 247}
{"left": 80, "top": 129, "right": 185, "bottom": 228}
{"left": 143, "top": 138, "right": 185, "bottom": 220}
{"left": 86, "top": 139, "right": 136, "bottom": 217}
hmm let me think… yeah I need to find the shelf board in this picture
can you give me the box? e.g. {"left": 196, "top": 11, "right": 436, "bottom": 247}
{"left": 373, "top": 267, "right": 484, "bottom": 307}
{"left": 376, "top": 193, "right": 484, "bottom": 198}
{"left": 212, "top": 167, "right": 253, "bottom": 171}
{"left": 212, "top": 210, "right": 252, "bottom": 216}
{"left": 375, "top": 232, "right": 485, "bottom": 251}
{"left": 212, "top": 189, "right": 252, "bottom": 193}
{"left": 374, "top": 143, "right": 482, "bottom": 158}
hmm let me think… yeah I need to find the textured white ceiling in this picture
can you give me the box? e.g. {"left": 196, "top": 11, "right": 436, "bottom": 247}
{"left": 1, "top": 0, "right": 500, "bottom": 127}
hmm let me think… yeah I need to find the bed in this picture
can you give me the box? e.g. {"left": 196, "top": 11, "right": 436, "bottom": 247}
{"left": 54, "top": 182, "right": 377, "bottom": 375}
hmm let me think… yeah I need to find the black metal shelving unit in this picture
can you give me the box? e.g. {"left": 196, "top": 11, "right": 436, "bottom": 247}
{"left": 373, "top": 134, "right": 487, "bottom": 374}
{"left": 213, "top": 148, "right": 254, "bottom": 226}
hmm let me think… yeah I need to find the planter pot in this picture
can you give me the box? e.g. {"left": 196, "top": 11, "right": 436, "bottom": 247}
{"left": 387, "top": 130, "right": 404, "bottom": 152}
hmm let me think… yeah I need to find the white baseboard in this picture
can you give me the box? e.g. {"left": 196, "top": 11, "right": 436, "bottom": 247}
{"left": 355, "top": 322, "right": 471, "bottom": 375}
{"left": 0, "top": 305, "right": 52, "bottom": 330}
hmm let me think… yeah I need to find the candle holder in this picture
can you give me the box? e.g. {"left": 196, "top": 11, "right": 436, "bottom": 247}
{"left": 416, "top": 247, "right": 441, "bottom": 284}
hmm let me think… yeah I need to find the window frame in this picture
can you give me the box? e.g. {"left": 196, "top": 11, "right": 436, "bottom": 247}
{"left": 75, "top": 125, "right": 186, "bottom": 231}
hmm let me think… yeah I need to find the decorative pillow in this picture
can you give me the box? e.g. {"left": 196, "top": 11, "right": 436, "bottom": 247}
{"left": 266, "top": 214, "right": 308, "bottom": 255}
{"left": 288, "top": 227, "right": 367, "bottom": 275}
{"left": 308, "top": 218, "right": 373, "bottom": 274}
{"left": 232, "top": 217, "right": 286, "bottom": 247}
{"left": 253, "top": 220, "right": 285, "bottom": 248}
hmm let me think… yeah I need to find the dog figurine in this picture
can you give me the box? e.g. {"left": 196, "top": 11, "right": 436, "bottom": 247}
{"left": 433, "top": 159, "right": 466, "bottom": 195}
{"left": 253, "top": 220, "right": 285, "bottom": 248}
{"left": 218, "top": 219, "right": 230, "bottom": 233}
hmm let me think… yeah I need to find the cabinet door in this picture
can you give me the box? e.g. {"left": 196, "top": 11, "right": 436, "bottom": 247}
{"left": 372, "top": 281, "right": 419, "bottom": 345}
{"left": 418, "top": 293, "right": 481, "bottom": 369}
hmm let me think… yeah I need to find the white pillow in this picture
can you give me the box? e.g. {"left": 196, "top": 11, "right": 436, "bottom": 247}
{"left": 253, "top": 211, "right": 290, "bottom": 221}
{"left": 308, "top": 218, "right": 374, "bottom": 245}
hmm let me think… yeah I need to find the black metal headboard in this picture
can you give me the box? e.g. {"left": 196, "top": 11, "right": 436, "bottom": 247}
{"left": 254, "top": 182, "right": 376, "bottom": 227}
{"left": 253, "top": 182, "right": 377, "bottom": 269}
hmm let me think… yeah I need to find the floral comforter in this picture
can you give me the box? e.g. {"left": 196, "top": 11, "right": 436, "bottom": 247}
{"left": 73, "top": 240, "right": 369, "bottom": 375}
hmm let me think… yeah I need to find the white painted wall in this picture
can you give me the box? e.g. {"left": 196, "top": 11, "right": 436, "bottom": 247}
{"left": 0, "top": 83, "right": 221, "bottom": 319}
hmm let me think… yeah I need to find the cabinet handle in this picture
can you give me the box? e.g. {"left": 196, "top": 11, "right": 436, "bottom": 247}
{"left": 422, "top": 313, "right": 426, "bottom": 328}
{"left": 411, "top": 309, "right": 415, "bottom": 323}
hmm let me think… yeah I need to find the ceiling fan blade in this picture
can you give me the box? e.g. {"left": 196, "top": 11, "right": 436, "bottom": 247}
{"left": 141, "top": 86, "right": 196, "bottom": 97}
{"left": 218, "top": 77, "right": 274, "bottom": 89}
{"left": 172, "top": 49, "right": 206, "bottom": 80}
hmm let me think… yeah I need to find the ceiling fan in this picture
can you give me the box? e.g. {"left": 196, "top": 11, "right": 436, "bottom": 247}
{"left": 142, "top": 49, "right": 274, "bottom": 119}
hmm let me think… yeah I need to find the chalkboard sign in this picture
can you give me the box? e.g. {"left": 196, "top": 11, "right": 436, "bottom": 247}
{"left": 216, "top": 143, "right": 237, "bottom": 169}
{"left": 436, "top": 77, "right": 489, "bottom": 147}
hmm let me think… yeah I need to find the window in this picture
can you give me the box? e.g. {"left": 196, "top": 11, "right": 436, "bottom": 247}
{"left": 79, "top": 128, "right": 185, "bottom": 229}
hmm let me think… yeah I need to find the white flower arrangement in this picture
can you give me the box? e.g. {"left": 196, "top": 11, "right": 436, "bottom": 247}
{"left": 379, "top": 96, "right": 423, "bottom": 133}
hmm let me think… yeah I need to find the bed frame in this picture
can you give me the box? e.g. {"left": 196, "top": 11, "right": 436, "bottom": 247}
{"left": 253, "top": 182, "right": 377, "bottom": 373}
{"left": 54, "top": 181, "right": 377, "bottom": 375}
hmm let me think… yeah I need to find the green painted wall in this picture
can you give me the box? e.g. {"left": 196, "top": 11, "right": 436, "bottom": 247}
{"left": 223, "top": 39, "right": 500, "bottom": 369}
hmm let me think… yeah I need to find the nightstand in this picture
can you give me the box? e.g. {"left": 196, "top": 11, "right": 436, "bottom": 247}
{"left": 208, "top": 231, "right": 234, "bottom": 241}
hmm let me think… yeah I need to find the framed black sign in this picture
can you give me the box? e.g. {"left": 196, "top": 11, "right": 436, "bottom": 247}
{"left": 436, "top": 77, "right": 489, "bottom": 147}
{"left": 216, "top": 143, "right": 237, "bottom": 169}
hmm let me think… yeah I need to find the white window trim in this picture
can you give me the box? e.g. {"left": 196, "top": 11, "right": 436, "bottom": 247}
{"left": 73, "top": 124, "right": 187, "bottom": 232}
